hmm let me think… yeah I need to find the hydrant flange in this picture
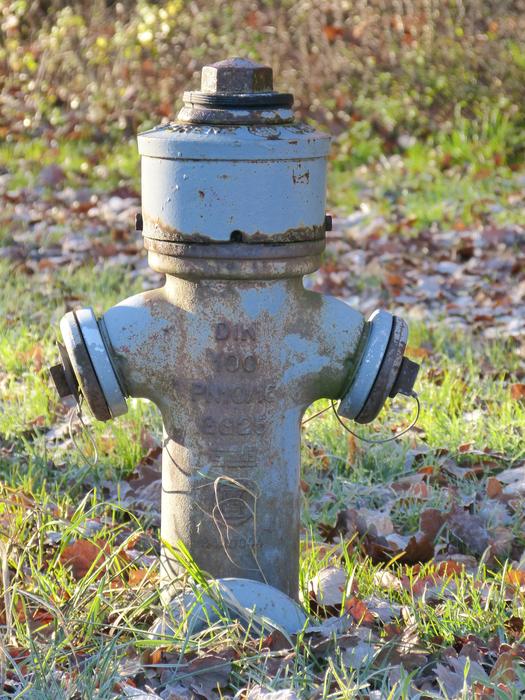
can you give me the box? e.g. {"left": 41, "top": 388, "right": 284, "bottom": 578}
{"left": 338, "top": 310, "right": 393, "bottom": 420}
{"left": 339, "top": 310, "right": 418, "bottom": 424}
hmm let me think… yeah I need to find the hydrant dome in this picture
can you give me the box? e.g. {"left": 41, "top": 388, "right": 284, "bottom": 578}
{"left": 137, "top": 57, "right": 330, "bottom": 245}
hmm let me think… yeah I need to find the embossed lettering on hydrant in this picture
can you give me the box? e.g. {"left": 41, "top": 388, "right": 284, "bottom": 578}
{"left": 201, "top": 414, "right": 267, "bottom": 436}
{"left": 191, "top": 381, "right": 275, "bottom": 404}
{"left": 214, "top": 479, "right": 256, "bottom": 527}
{"left": 215, "top": 322, "right": 256, "bottom": 342}
{"left": 207, "top": 349, "right": 258, "bottom": 373}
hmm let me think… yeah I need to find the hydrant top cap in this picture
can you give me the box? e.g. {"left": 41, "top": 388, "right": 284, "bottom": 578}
{"left": 178, "top": 56, "right": 294, "bottom": 125}
{"left": 201, "top": 57, "right": 274, "bottom": 94}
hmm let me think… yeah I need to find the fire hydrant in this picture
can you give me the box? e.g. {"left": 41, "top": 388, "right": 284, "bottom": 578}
{"left": 50, "top": 58, "right": 419, "bottom": 601}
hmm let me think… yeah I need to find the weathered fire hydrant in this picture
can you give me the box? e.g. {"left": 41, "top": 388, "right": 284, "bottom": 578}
{"left": 50, "top": 58, "right": 419, "bottom": 601}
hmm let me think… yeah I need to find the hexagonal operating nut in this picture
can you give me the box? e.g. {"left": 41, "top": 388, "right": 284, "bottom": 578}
{"left": 200, "top": 57, "right": 273, "bottom": 95}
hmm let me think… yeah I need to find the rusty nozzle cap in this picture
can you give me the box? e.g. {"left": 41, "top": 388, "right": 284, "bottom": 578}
{"left": 49, "top": 342, "right": 79, "bottom": 400}
{"left": 201, "top": 57, "right": 273, "bottom": 95}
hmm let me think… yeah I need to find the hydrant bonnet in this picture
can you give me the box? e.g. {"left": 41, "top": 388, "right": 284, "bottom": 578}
{"left": 138, "top": 57, "right": 330, "bottom": 248}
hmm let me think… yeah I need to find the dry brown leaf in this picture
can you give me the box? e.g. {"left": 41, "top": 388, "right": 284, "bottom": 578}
{"left": 60, "top": 539, "right": 109, "bottom": 580}
{"left": 407, "top": 346, "right": 431, "bottom": 359}
{"left": 435, "top": 655, "right": 488, "bottom": 697}
{"left": 322, "top": 24, "right": 344, "bottom": 42}
{"left": 486, "top": 476, "right": 503, "bottom": 498}
{"left": 180, "top": 651, "right": 233, "bottom": 699}
{"left": 107, "top": 447, "right": 162, "bottom": 524}
{"left": 352, "top": 507, "right": 444, "bottom": 566}
{"left": 447, "top": 506, "right": 489, "bottom": 555}
{"left": 497, "top": 465, "right": 525, "bottom": 496}
{"left": 510, "top": 383, "right": 525, "bottom": 401}
{"left": 458, "top": 442, "right": 473, "bottom": 453}
{"left": 345, "top": 597, "right": 375, "bottom": 626}
{"left": 504, "top": 616, "right": 524, "bottom": 640}
{"left": 341, "top": 637, "right": 376, "bottom": 669}
{"left": 391, "top": 473, "right": 429, "bottom": 499}
{"left": 487, "top": 526, "right": 514, "bottom": 562}
{"left": 385, "top": 272, "right": 404, "bottom": 288}
{"left": 261, "top": 629, "right": 291, "bottom": 652}
{"left": 128, "top": 568, "right": 150, "bottom": 587}
{"left": 490, "top": 651, "right": 519, "bottom": 684}
{"left": 356, "top": 508, "right": 394, "bottom": 537}
{"left": 505, "top": 568, "right": 525, "bottom": 588}
{"left": 420, "top": 508, "right": 446, "bottom": 540}
{"left": 372, "top": 569, "right": 403, "bottom": 592}
{"left": 375, "top": 623, "right": 427, "bottom": 671}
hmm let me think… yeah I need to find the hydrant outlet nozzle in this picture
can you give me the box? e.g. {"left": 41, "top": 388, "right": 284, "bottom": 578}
{"left": 58, "top": 309, "right": 128, "bottom": 421}
{"left": 339, "top": 310, "right": 420, "bottom": 424}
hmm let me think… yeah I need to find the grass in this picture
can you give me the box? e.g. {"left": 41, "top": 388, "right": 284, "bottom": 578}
{"left": 0, "top": 137, "right": 139, "bottom": 194}
{"left": 1, "top": 22, "right": 525, "bottom": 689}
{"left": 1, "top": 224, "right": 524, "bottom": 695}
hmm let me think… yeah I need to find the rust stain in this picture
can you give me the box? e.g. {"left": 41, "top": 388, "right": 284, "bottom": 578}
{"left": 143, "top": 213, "right": 325, "bottom": 244}
{"left": 177, "top": 108, "right": 293, "bottom": 126}
{"left": 292, "top": 170, "right": 310, "bottom": 185}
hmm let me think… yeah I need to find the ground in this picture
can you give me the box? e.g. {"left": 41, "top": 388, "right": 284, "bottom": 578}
{"left": 1, "top": 3, "right": 525, "bottom": 698}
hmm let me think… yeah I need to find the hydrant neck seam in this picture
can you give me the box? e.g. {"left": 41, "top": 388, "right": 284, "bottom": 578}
{"left": 98, "top": 316, "right": 130, "bottom": 399}
{"left": 338, "top": 321, "right": 373, "bottom": 401}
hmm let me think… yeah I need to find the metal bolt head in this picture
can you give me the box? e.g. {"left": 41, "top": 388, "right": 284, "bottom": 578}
{"left": 200, "top": 57, "right": 273, "bottom": 95}
{"left": 49, "top": 363, "right": 72, "bottom": 398}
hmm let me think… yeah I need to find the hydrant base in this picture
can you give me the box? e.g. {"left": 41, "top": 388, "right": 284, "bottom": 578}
{"left": 150, "top": 577, "right": 308, "bottom": 639}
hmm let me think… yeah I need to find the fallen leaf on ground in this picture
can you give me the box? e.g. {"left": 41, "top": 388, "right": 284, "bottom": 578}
{"left": 365, "top": 595, "right": 402, "bottom": 623}
{"left": 308, "top": 566, "right": 353, "bottom": 611}
{"left": 486, "top": 476, "right": 503, "bottom": 498}
{"left": 505, "top": 568, "right": 525, "bottom": 588}
{"left": 356, "top": 508, "right": 394, "bottom": 537}
{"left": 487, "top": 526, "right": 514, "bottom": 562}
{"left": 375, "top": 623, "right": 428, "bottom": 671}
{"left": 391, "top": 473, "right": 429, "bottom": 499}
{"left": 345, "top": 597, "right": 375, "bottom": 626}
{"left": 128, "top": 568, "right": 151, "bottom": 587}
{"left": 447, "top": 506, "right": 489, "bottom": 555}
{"left": 176, "top": 652, "right": 233, "bottom": 700}
{"left": 490, "top": 651, "right": 520, "bottom": 684}
{"left": 496, "top": 465, "right": 525, "bottom": 496}
{"left": 341, "top": 637, "right": 376, "bottom": 669}
{"left": 510, "top": 383, "right": 525, "bottom": 400}
{"left": 105, "top": 447, "right": 162, "bottom": 524}
{"left": 372, "top": 569, "right": 403, "bottom": 592}
{"left": 60, "top": 539, "right": 109, "bottom": 580}
{"left": 244, "top": 687, "right": 299, "bottom": 700}
{"left": 435, "top": 655, "right": 488, "bottom": 698}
